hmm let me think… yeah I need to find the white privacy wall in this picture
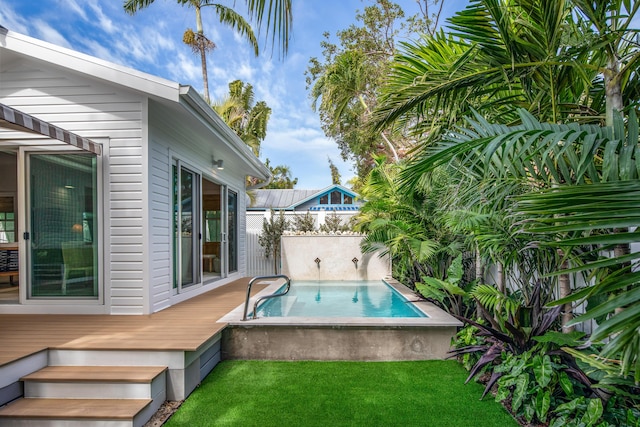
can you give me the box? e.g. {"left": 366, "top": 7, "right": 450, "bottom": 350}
{"left": 245, "top": 211, "right": 359, "bottom": 277}
{"left": 280, "top": 235, "right": 391, "bottom": 281}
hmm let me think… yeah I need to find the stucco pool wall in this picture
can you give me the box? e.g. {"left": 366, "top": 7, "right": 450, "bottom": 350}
{"left": 280, "top": 234, "right": 391, "bottom": 281}
{"left": 219, "top": 278, "right": 462, "bottom": 361}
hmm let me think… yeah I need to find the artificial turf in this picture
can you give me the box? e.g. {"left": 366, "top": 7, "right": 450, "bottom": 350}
{"left": 165, "top": 360, "right": 518, "bottom": 427}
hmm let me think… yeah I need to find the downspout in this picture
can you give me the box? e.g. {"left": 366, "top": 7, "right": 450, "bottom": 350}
{"left": 247, "top": 173, "right": 273, "bottom": 191}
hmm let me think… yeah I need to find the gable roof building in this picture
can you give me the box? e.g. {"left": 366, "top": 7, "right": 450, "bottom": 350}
{"left": 248, "top": 185, "right": 363, "bottom": 212}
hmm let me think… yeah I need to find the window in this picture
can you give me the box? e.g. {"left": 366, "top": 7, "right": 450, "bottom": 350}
{"left": 29, "top": 153, "right": 98, "bottom": 298}
{"left": 343, "top": 194, "right": 353, "bottom": 204}
{"left": 319, "top": 194, "right": 328, "bottom": 204}
{"left": 0, "top": 196, "right": 15, "bottom": 243}
{"left": 330, "top": 191, "right": 341, "bottom": 204}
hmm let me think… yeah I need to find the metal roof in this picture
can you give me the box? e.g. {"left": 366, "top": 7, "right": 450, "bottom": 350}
{"left": 250, "top": 189, "right": 320, "bottom": 209}
{"left": 248, "top": 185, "right": 363, "bottom": 210}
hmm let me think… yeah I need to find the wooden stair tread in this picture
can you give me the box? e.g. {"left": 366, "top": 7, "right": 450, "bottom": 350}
{"left": 21, "top": 366, "right": 167, "bottom": 383}
{"left": 0, "top": 398, "right": 152, "bottom": 419}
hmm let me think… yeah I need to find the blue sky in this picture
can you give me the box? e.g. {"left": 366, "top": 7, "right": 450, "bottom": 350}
{"left": 1, "top": 0, "right": 466, "bottom": 188}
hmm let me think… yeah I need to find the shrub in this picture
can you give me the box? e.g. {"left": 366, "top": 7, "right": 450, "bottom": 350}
{"left": 291, "top": 212, "right": 316, "bottom": 232}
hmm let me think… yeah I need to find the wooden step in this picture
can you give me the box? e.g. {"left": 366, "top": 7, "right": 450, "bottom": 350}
{"left": 21, "top": 365, "right": 166, "bottom": 383}
{"left": 21, "top": 365, "right": 167, "bottom": 400}
{"left": 0, "top": 397, "right": 152, "bottom": 421}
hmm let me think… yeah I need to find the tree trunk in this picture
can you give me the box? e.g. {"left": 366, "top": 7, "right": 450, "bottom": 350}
{"left": 496, "top": 261, "right": 505, "bottom": 294}
{"left": 604, "top": 58, "right": 622, "bottom": 128}
{"left": 359, "top": 95, "right": 399, "bottom": 162}
{"left": 475, "top": 246, "right": 483, "bottom": 319}
{"left": 559, "top": 271, "right": 573, "bottom": 332}
{"left": 555, "top": 249, "right": 574, "bottom": 332}
{"left": 195, "top": 5, "right": 210, "bottom": 103}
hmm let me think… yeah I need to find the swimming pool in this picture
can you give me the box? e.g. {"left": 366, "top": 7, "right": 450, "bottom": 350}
{"left": 254, "top": 280, "right": 427, "bottom": 318}
{"left": 220, "top": 277, "right": 462, "bottom": 361}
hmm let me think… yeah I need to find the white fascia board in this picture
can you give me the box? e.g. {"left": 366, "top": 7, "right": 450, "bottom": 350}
{"left": 0, "top": 28, "right": 180, "bottom": 102}
{"left": 178, "top": 85, "right": 271, "bottom": 181}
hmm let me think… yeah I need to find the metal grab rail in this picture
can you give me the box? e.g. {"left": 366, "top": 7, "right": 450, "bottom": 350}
{"left": 242, "top": 274, "right": 291, "bottom": 320}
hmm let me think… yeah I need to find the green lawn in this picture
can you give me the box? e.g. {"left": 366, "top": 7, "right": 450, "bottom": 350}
{"left": 165, "top": 360, "right": 518, "bottom": 427}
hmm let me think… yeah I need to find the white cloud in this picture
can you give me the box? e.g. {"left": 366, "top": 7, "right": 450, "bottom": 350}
{"left": 169, "top": 51, "right": 202, "bottom": 85}
{"left": 82, "top": 38, "right": 122, "bottom": 64}
{"left": 0, "top": 3, "right": 29, "bottom": 34}
{"left": 34, "top": 19, "right": 73, "bottom": 49}
{"left": 87, "top": 3, "right": 116, "bottom": 34}
{"left": 236, "top": 61, "right": 255, "bottom": 81}
{"left": 58, "top": 0, "right": 88, "bottom": 21}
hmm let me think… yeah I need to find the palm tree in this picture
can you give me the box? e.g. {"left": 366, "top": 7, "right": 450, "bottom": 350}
{"left": 376, "top": 0, "right": 640, "bottom": 330}
{"left": 571, "top": 0, "right": 640, "bottom": 126}
{"left": 311, "top": 50, "right": 400, "bottom": 162}
{"left": 401, "top": 106, "right": 640, "bottom": 377}
{"left": 373, "top": 0, "right": 625, "bottom": 141}
{"left": 124, "top": 0, "right": 292, "bottom": 103}
{"left": 518, "top": 179, "right": 640, "bottom": 382}
{"left": 212, "top": 80, "right": 271, "bottom": 156}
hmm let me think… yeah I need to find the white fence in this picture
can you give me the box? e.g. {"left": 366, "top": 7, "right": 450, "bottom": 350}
{"left": 245, "top": 211, "right": 357, "bottom": 277}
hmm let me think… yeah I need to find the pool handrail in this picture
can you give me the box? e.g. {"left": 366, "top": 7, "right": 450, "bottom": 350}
{"left": 242, "top": 274, "right": 291, "bottom": 321}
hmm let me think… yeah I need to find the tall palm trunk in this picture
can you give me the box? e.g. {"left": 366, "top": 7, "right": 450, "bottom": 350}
{"left": 558, "top": 251, "right": 574, "bottom": 333}
{"left": 475, "top": 245, "right": 484, "bottom": 319}
{"left": 604, "top": 40, "right": 631, "bottom": 302}
{"left": 195, "top": 5, "right": 210, "bottom": 103}
{"left": 604, "top": 58, "right": 623, "bottom": 127}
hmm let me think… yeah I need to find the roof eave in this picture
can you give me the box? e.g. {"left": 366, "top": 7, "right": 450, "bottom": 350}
{"left": 178, "top": 85, "right": 271, "bottom": 181}
{"left": 0, "top": 27, "right": 180, "bottom": 101}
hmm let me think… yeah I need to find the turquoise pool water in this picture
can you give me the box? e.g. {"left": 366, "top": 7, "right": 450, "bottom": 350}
{"left": 254, "top": 280, "right": 427, "bottom": 318}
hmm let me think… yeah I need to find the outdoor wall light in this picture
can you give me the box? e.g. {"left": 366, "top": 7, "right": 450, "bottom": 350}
{"left": 212, "top": 157, "right": 224, "bottom": 170}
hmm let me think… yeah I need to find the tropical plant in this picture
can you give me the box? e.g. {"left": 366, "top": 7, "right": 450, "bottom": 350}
{"left": 262, "top": 159, "right": 298, "bottom": 189}
{"left": 561, "top": 346, "right": 640, "bottom": 426}
{"left": 353, "top": 156, "right": 455, "bottom": 286}
{"left": 448, "top": 281, "right": 586, "bottom": 392}
{"left": 374, "top": 0, "right": 640, "bottom": 143}
{"left": 398, "top": 108, "right": 640, "bottom": 325}
{"left": 494, "top": 351, "right": 577, "bottom": 425}
{"left": 571, "top": 0, "right": 640, "bottom": 126}
{"left": 517, "top": 180, "right": 640, "bottom": 382}
{"left": 452, "top": 323, "right": 484, "bottom": 371}
{"left": 415, "top": 254, "right": 475, "bottom": 318}
{"left": 124, "top": 0, "right": 292, "bottom": 103}
{"left": 213, "top": 80, "right": 271, "bottom": 156}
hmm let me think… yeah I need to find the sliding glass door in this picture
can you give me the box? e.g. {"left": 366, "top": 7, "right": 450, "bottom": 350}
{"left": 27, "top": 153, "right": 98, "bottom": 298}
{"left": 173, "top": 163, "right": 201, "bottom": 290}
{"left": 173, "top": 160, "right": 241, "bottom": 290}
{"left": 202, "top": 178, "right": 222, "bottom": 281}
{"left": 227, "top": 190, "right": 238, "bottom": 273}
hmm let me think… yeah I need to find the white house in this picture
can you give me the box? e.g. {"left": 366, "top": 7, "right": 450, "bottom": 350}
{"left": 0, "top": 27, "right": 270, "bottom": 315}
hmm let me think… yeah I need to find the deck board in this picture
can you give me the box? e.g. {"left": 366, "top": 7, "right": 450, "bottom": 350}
{"left": 0, "top": 277, "right": 268, "bottom": 366}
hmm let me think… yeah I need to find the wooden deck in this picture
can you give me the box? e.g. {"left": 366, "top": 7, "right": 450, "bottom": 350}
{"left": 0, "top": 277, "right": 266, "bottom": 367}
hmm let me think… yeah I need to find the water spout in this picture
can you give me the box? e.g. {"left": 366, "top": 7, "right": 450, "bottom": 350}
{"left": 315, "top": 257, "right": 321, "bottom": 268}
{"left": 352, "top": 257, "right": 359, "bottom": 269}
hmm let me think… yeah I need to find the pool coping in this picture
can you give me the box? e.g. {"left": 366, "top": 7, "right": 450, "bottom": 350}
{"left": 218, "top": 277, "right": 463, "bottom": 328}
